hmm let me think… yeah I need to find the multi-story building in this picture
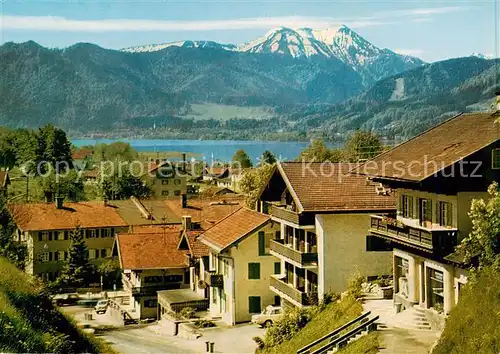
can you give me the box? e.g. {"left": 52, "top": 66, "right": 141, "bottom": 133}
{"left": 199, "top": 207, "right": 281, "bottom": 325}
{"left": 354, "top": 111, "right": 500, "bottom": 316}
{"left": 257, "top": 162, "right": 396, "bottom": 308}
{"left": 9, "top": 199, "right": 128, "bottom": 280}
{"left": 114, "top": 225, "right": 192, "bottom": 319}
{"left": 147, "top": 161, "right": 187, "bottom": 199}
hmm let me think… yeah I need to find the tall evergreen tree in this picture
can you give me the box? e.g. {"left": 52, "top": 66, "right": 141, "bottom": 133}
{"left": 232, "top": 149, "right": 253, "bottom": 168}
{"left": 59, "top": 227, "right": 93, "bottom": 288}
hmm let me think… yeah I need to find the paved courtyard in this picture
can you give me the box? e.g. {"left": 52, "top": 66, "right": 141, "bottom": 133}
{"left": 100, "top": 322, "right": 266, "bottom": 354}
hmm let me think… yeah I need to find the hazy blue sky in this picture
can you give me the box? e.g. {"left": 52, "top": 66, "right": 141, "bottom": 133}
{"left": 1, "top": 0, "right": 498, "bottom": 62}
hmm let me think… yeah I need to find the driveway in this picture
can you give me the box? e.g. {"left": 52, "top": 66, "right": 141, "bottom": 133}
{"left": 100, "top": 322, "right": 266, "bottom": 354}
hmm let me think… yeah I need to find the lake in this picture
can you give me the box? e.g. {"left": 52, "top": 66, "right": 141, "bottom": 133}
{"left": 72, "top": 139, "right": 341, "bottom": 163}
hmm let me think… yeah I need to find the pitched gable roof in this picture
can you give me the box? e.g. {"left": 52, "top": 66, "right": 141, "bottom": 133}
{"left": 116, "top": 226, "right": 187, "bottom": 270}
{"left": 199, "top": 208, "right": 270, "bottom": 252}
{"left": 352, "top": 112, "right": 500, "bottom": 182}
{"left": 178, "top": 231, "right": 210, "bottom": 258}
{"left": 277, "top": 162, "right": 396, "bottom": 213}
{"left": 9, "top": 202, "right": 128, "bottom": 231}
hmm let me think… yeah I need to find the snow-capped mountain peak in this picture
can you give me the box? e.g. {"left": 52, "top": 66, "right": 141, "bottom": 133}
{"left": 470, "top": 52, "right": 493, "bottom": 60}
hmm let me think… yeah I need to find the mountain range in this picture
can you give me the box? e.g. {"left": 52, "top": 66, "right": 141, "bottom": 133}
{"left": 123, "top": 25, "right": 424, "bottom": 86}
{"left": 0, "top": 25, "right": 498, "bottom": 139}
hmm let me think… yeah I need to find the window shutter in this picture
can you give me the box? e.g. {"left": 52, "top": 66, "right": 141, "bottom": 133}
{"left": 64, "top": 231, "right": 69, "bottom": 240}
{"left": 248, "top": 296, "right": 261, "bottom": 314}
{"left": 248, "top": 263, "right": 261, "bottom": 279}
{"left": 48, "top": 252, "right": 52, "bottom": 261}
{"left": 274, "top": 262, "right": 281, "bottom": 275}
{"left": 258, "top": 231, "right": 265, "bottom": 256}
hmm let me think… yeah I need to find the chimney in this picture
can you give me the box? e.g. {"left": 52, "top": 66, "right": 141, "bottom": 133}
{"left": 181, "top": 193, "right": 188, "bottom": 208}
{"left": 182, "top": 215, "right": 192, "bottom": 231}
{"left": 55, "top": 196, "right": 64, "bottom": 209}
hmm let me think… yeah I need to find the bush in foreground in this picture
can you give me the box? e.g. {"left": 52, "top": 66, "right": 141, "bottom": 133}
{"left": 0, "top": 257, "right": 115, "bottom": 353}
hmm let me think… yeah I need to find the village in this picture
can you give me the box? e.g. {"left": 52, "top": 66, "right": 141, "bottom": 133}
{"left": 1, "top": 97, "right": 499, "bottom": 353}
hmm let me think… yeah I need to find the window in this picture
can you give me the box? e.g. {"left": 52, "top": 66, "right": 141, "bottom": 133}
{"left": 161, "top": 190, "right": 170, "bottom": 196}
{"left": 38, "top": 232, "right": 43, "bottom": 242}
{"left": 174, "top": 179, "right": 181, "bottom": 185}
{"left": 48, "top": 252, "right": 53, "bottom": 262}
{"left": 161, "top": 179, "right": 169, "bottom": 185}
{"left": 100, "top": 249, "right": 107, "bottom": 258}
{"left": 274, "top": 262, "right": 281, "bottom": 275}
{"left": 54, "top": 252, "right": 59, "bottom": 261}
{"left": 41, "top": 252, "right": 49, "bottom": 262}
{"left": 64, "top": 231, "right": 69, "bottom": 240}
{"left": 144, "top": 299, "right": 158, "bottom": 308}
{"left": 419, "top": 198, "right": 432, "bottom": 226}
{"left": 493, "top": 149, "right": 500, "bottom": 170}
{"left": 164, "top": 274, "right": 183, "bottom": 283}
{"left": 88, "top": 249, "right": 96, "bottom": 259}
{"left": 48, "top": 232, "right": 53, "bottom": 241}
{"left": 248, "top": 263, "right": 260, "bottom": 279}
{"left": 101, "top": 228, "right": 111, "bottom": 238}
{"left": 248, "top": 296, "right": 261, "bottom": 314}
{"left": 174, "top": 190, "right": 181, "bottom": 196}
{"left": 274, "top": 296, "right": 281, "bottom": 306}
{"left": 401, "top": 195, "right": 414, "bottom": 218}
{"left": 366, "top": 235, "right": 392, "bottom": 252}
{"left": 145, "top": 276, "right": 163, "bottom": 283}
{"left": 437, "top": 201, "right": 453, "bottom": 227}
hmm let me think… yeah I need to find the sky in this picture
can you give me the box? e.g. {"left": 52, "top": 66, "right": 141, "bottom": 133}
{"left": 0, "top": 0, "right": 498, "bottom": 62}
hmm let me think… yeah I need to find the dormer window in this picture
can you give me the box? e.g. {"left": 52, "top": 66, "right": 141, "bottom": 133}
{"left": 492, "top": 149, "right": 500, "bottom": 170}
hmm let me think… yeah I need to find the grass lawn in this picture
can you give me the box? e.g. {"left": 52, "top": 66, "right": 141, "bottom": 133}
{"left": 433, "top": 267, "right": 500, "bottom": 354}
{"left": 6, "top": 167, "right": 42, "bottom": 203}
{"left": 183, "top": 103, "right": 275, "bottom": 121}
{"left": 264, "top": 297, "right": 364, "bottom": 354}
{"left": 337, "top": 332, "right": 380, "bottom": 354}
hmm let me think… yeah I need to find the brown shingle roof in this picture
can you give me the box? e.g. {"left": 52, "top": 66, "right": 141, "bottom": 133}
{"left": 352, "top": 112, "right": 500, "bottom": 182}
{"left": 278, "top": 162, "right": 396, "bottom": 213}
{"left": 199, "top": 208, "right": 270, "bottom": 251}
{"left": 9, "top": 202, "right": 128, "bottom": 231}
{"left": 116, "top": 227, "right": 187, "bottom": 270}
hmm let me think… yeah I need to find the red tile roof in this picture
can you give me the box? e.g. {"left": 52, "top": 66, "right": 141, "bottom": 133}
{"left": 9, "top": 202, "right": 128, "bottom": 231}
{"left": 116, "top": 227, "right": 187, "bottom": 270}
{"left": 184, "top": 231, "right": 210, "bottom": 258}
{"left": 199, "top": 208, "right": 270, "bottom": 251}
{"left": 164, "top": 196, "right": 243, "bottom": 229}
{"left": 72, "top": 149, "right": 92, "bottom": 160}
{"left": 278, "top": 162, "right": 396, "bottom": 213}
{"left": 352, "top": 112, "right": 500, "bottom": 182}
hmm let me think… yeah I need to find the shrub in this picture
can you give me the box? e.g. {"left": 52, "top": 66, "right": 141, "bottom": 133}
{"left": 253, "top": 336, "right": 265, "bottom": 350}
{"left": 194, "top": 319, "right": 216, "bottom": 328}
{"left": 347, "top": 274, "right": 364, "bottom": 299}
{"left": 263, "top": 307, "right": 315, "bottom": 348}
{"left": 179, "top": 307, "right": 196, "bottom": 320}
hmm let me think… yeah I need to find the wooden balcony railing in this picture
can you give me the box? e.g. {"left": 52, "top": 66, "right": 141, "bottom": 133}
{"left": 270, "top": 276, "right": 318, "bottom": 306}
{"left": 268, "top": 204, "right": 314, "bottom": 226}
{"left": 131, "top": 283, "right": 182, "bottom": 296}
{"left": 270, "top": 239, "right": 318, "bottom": 267}
{"left": 204, "top": 270, "right": 224, "bottom": 288}
{"left": 370, "top": 215, "right": 458, "bottom": 253}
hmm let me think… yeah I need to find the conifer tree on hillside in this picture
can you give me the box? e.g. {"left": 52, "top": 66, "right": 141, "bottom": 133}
{"left": 59, "top": 227, "right": 94, "bottom": 288}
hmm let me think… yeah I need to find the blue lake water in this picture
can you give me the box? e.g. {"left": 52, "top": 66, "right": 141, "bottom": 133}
{"left": 72, "top": 139, "right": 341, "bottom": 163}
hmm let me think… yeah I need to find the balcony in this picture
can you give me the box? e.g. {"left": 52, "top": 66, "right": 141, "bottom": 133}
{"left": 270, "top": 239, "right": 318, "bottom": 267}
{"left": 370, "top": 215, "right": 458, "bottom": 253}
{"left": 270, "top": 275, "right": 317, "bottom": 307}
{"left": 204, "top": 270, "right": 224, "bottom": 288}
{"left": 268, "top": 204, "right": 314, "bottom": 226}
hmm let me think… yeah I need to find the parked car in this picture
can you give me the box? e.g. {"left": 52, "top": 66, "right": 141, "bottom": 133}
{"left": 251, "top": 305, "right": 283, "bottom": 327}
{"left": 94, "top": 300, "right": 109, "bottom": 314}
{"left": 52, "top": 293, "right": 80, "bottom": 306}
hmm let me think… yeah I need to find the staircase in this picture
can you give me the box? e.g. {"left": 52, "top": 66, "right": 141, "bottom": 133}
{"left": 390, "top": 306, "right": 432, "bottom": 331}
{"left": 297, "top": 312, "right": 379, "bottom": 354}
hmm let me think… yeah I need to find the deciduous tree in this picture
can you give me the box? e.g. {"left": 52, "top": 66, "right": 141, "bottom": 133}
{"left": 240, "top": 164, "right": 275, "bottom": 208}
{"left": 232, "top": 149, "right": 253, "bottom": 168}
{"left": 344, "top": 130, "right": 383, "bottom": 162}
